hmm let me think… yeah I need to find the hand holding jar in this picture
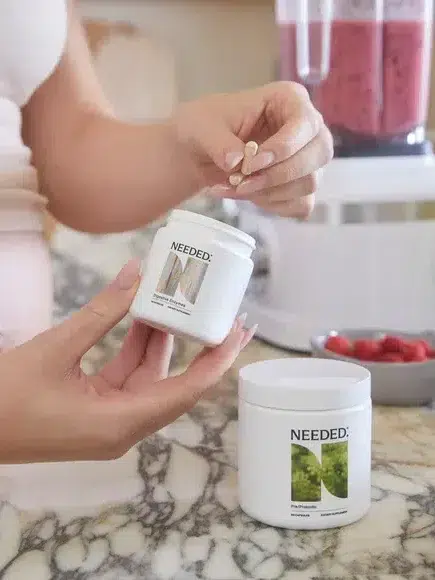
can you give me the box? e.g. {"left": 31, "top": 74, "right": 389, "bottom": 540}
{"left": 0, "top": 260, "right": 253, "bottom": 464}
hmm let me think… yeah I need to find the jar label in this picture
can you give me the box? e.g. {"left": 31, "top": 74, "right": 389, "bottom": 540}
{"left": 152, "top": 241, "right": 212, "bottom": 315}
{"left": 290, "top": 427, "right": 350, "bottom": 516}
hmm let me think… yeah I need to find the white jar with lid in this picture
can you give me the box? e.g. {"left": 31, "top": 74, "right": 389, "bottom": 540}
{"left": 130, "top": 210, "right": 256, "bottom": 345}
{"left": 238, "top": 358, "right": 372, "bottom": 530}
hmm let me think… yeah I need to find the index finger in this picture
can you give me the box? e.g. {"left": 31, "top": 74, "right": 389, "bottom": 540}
{"left": 95, "top": 316, "right": 247, "bottom": 450}
{"left": 244, "top": 107, "right": 323, "bottom": 176}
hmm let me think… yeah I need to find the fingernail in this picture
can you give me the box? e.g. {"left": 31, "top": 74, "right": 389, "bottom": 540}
{"left": 225, "top": 152, "right": 244, "bottom": 171}
{"left": 237, "top": 175, "right": 267, "bottom": 196}
{"left": 233, "top": 312, "right": 248, "bottom": 333}
{"left": 248, "top": 152, "right": 275, "bottom": 173}
{"left": 114, "top": 258, "right": 142, "bottom": 290}
{"left": 237, "top": 312, "right": 248, "bottom": 329}
{"left": 208, "top": 184, "right": 233, "bottom": 197}
{"left": 241, "top": 324, "right": 258, "bottom": 349}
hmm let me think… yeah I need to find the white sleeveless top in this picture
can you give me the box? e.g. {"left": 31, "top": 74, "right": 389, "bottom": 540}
{"left": 0, "top": 1, "right": 67, "bottom": 171}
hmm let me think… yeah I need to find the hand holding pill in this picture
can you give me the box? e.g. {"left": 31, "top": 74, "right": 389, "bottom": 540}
{"left": 175, "top": 82, "right": 333, "bottom": 220}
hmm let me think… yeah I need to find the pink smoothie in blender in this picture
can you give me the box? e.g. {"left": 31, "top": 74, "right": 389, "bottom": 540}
{"left": 382, "top": 19, "right": 428, "bottom": 136}
{"left": 277, "top": 0, "right": 433, "bottom": 154}
{"left": 279, "top": 20, "right": 382, "bottom": 137}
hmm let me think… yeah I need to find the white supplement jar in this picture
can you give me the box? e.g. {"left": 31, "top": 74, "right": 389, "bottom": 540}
{"left": 130, "top": 210, "right": 256, "bottom": 345}
{"left": 238, "top": 358, "right": 372, "bottom": 530}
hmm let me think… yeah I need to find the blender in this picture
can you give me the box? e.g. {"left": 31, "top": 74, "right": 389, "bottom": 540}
{"left": 278, "top": 0, "right": 433, "bottom": 157}
{"left": 239, "top": 0, "right": 435, "bottom": 351}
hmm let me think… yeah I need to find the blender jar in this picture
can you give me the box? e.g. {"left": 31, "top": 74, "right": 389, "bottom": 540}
{"left": 276, "top": 0, "right": 434, "bottom": 157}
{"left": 382, "top": 0, "right": 433, "bottom": 147}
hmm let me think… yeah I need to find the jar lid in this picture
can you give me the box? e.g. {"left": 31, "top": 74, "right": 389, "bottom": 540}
{"left": 169, "top": 209, "right": 256, "bottom": 249}
{"left": 239, "top": 358, "right": 371, "bottom": 412}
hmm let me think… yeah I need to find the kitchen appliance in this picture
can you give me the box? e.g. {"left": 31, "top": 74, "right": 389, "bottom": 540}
{"left": 239, "top": 0, "right": 435, "bottom": 351}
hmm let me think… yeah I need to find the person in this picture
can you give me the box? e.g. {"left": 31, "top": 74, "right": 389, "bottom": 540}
{"left": 0, "top": 1, "right": 333, "bottom": 464}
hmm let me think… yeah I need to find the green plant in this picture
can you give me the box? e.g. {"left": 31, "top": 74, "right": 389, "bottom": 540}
{"left": 291, "top": 441, "right": 348, "bottom": 502}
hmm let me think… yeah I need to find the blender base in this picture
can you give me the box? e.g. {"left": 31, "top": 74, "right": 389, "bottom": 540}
{"left": 242, "top": 297, "right": 314, "bottom": 352}
{"left": 239, "top": 155, "right": 435, "bottom": 352}
{"left": 335, "top": 139, "right": 433, "bottom": 158}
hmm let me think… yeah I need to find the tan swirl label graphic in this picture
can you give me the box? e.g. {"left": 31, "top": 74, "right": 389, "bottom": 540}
{"left": 156, "top": 251, "right": 209, "bottom": 304}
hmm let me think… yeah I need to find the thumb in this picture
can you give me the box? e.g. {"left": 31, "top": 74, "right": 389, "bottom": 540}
{"left": 197, "top": 122, "right": 245, "bottom": 173}
{"left": 44, "top": 259, "right": 141, "bottom": 364}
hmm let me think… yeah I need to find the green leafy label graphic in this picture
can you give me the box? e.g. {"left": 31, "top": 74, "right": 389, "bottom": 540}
{"left": 291, "top": 442, "right": 348, "bottom": 502}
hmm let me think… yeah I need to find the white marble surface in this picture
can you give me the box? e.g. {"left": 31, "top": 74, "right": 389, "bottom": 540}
{"left": 1, "top": 212, "right": 435, "bottom": 579}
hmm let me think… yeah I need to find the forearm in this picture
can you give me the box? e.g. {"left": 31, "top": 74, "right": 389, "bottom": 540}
{"left": 37, "top": 113, "right": 205, "bottom": 233}
{"left": 21, "top": 0, "right": 206, "bottom": 234}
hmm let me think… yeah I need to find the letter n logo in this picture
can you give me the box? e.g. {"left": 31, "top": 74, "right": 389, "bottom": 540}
{"left": 156, "top": 251, "right": 209, "bottom": 304}
{"left": 291, "top": 442, "right": 348, "bottom": 502}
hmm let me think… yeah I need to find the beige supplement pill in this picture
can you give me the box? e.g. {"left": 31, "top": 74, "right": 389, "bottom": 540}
{"left": 229, "top": 172, "right": 244, "bottom": 187}
{"left": 242, "top": 141, "right": 259, "bottom": 176}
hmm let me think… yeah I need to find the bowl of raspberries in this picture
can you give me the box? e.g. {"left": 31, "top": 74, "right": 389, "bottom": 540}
{"left": 310, "top": 329, "right": 435, "bottom": 406}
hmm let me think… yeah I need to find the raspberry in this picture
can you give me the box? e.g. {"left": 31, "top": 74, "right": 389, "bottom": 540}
{"left": 353, "top": 339, "right": 382, "bottom": 361}
{"left": 376, "top": 352, "right": 404, "bottom": 363}
{"left": 324, "top": 335, "right": 352, "bottom": 356}
{"left": 402, "top": 342, "right": 427, "bottom": 363}
{"left": 380, "top": 335, "right": 406, "bottom": 353}
{"left": 415, "top": 339, "right": 431, "bottom": 356}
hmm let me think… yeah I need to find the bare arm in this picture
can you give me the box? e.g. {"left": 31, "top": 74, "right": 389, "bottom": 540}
{"left": 22, "top": 1, "right": 204, "bottom": 233}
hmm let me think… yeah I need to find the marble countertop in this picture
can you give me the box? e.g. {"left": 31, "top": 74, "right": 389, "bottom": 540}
{"left": 1, "top": 216, "right": 435, "bottom": 579}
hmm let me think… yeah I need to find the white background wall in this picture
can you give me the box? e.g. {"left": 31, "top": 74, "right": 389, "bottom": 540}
{"left": 79, "top": 0, "right": 277, "bottom": 101}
